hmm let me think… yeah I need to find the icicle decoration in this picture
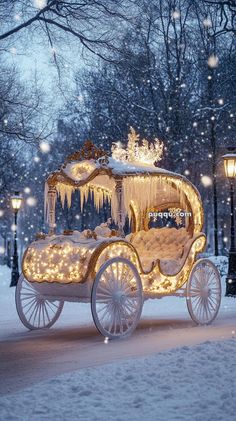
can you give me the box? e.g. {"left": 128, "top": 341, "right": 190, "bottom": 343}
{"left": 122, "top": 175, "right": 203, "bottom": 232}
{"left": 56, "top": 183, "right": 75, "bottom": 209}
{"left": 123, "top": 176, "right": 179, "bottom": 221}
{"left": 44, "top": 182, "right": 49, "bottom": 222}
{"left": 111, "top": 191, "right": 119, "bottom": 225}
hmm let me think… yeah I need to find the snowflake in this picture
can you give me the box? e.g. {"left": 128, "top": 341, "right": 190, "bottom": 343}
{"left": 33, "top": 0, "right": 47, "bottom": 9}
{"left": 26, "top": 197, "right": 37, "bottom": 207}
{"left": 208, "top": 54, "right": 219, "bottom": 68}
{"left": 203, "top": 18, "right": 212, "bottom": 28}
{"left": 172, "top": 10, "right": 180, "bottom": 19}
{"left": 201, "top": 175, "right": 212, "bottom": 187}
{"left": 40, "top": 141, "right": 51, "bottom": 153}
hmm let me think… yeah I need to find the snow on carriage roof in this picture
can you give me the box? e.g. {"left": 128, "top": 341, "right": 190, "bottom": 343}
{"left": 61, "top": 156, "right": 183, "bottom": 183}
{"left": 106, "top": 157, "right": 180, "bottom": 176}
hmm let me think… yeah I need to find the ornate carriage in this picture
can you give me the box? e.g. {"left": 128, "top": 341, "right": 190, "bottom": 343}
{"left": 16, "top": 134, "right": 221, "bottom": 339}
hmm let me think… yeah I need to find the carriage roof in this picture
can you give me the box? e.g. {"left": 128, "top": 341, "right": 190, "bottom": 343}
{"left": 45, "top": 141, "right": 204, "bottom": 234}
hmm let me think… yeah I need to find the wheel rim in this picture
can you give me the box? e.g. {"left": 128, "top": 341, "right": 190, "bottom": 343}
{"left": 16, "top": 275, "right": 63, "bottom": 330}
{"left": 187, "top": 259, "right": 221, "bottom": 325}
{"left": 92, "top": 258, "right": 143, "bottom": 338}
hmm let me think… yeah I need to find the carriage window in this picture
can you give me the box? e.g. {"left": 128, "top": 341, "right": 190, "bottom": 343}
{"left": 147, "top": 207, "right": 191, "bottom": 229}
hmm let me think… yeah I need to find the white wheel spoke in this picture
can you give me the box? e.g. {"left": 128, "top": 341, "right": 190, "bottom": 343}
{"left": 24, "top": 299, "right": 37, "bottom": 316}
{"left": 22, "top": 296, "right": 37, "bottom": 307}
{"left": 98, "top": 303, "right": 113, "bottom": 323}
{"left": 113, "top": 307, "right": 117, "bottom": 335}
{"left": 97, "top": 284, "right": 112, "bottom": 296}
{"left": 38, "top": 304, "right": 42, "bottom": 327}
{"left": 21, "top": 295, "right": 37, "bottom": 302}
{"left": 45, "top": 301, "right": 57, "bottom": 313}
{"left": 101, "top": 273, "right": 113, "bottom": 291}
{"left": 97, "top": 304, "right": 109, "bottom": 314}
{"left": 41, "top": 303, "right": 46, "bottom": 326}
{"left": 96, "top": 295, "right": 111, "bottom": 303}
{"left": 119, "top": 262, "right": 127, "bottom": 286}
{"left": 47, "top": 301, "right": 58, "bottom": 309}
{"left": 108, "top": 304, "right": 115, "bottom": 333}
{"left": 32, "top": 303, "right": 40, "bottom": 325}
{"left": 44, "top": 303, "right": 51, "bottom": 323}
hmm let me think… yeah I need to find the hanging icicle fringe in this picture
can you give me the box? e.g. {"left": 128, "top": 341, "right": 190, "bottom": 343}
{"left": 123, "top": 176, "right": 180, "bottom": 221}
{"left": 56, "top": 183, "right": 76, "bottom": 209}
{"left": 79, "top": 184, "right": 112, "bottom": 212}
{"left": 44, "top": 174, "right": 202, "bottom": 232}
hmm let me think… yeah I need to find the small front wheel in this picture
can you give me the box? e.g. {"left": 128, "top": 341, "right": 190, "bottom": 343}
{"left": 186, "top": 259, "right": 221, "bottom": 325}
{"left": 16, "top": 274, "right": 64, "bottom": 330}
{"left": 91, "top": 257, "right": 143, "bottom": 339}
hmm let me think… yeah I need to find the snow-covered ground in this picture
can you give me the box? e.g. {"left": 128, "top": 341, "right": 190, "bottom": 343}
{"left": 1, "top": 257, "right": 236, "bottom": 420}
{"left": 1, "top": 339, "right": 236, "bottom": 420}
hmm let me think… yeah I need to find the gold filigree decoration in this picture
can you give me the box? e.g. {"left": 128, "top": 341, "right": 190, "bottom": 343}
{"left": 65, "top": 140, "right": 108, "bottom": 163}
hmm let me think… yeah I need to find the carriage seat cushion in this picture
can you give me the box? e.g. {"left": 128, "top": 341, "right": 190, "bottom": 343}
{"left": 126, "top": 227, "right": 191, "bottom": 272}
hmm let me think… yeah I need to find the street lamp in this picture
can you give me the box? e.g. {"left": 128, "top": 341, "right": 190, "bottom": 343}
{"left": 10, "top": 191, "right": 23, "bottom": 287}
{"left": 223, "top": 154, "right": 236, "bottom": 296}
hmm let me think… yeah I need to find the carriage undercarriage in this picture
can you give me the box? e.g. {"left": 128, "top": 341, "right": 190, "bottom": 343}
{"left": 16, "top": 257, "right": 221, "bottom": 339}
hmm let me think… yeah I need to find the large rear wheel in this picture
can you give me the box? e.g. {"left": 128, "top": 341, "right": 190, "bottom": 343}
{"left": 186, "top": 259, "right": 221, "bottom": 325}
{"left": 91, "top": 257, "right": 143, "bottom": 339}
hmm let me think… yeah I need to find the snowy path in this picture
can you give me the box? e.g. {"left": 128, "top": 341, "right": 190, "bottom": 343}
{"left": 1, "top": 263, "right": 236, "bottom": 396}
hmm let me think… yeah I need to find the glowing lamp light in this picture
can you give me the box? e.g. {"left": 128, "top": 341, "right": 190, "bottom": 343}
{"left": 223, "top": 154, "right": 236, "bottom": 179}
{"left": 223, "top": 152, "right": 236, "bottom": 296}
{"left": 11, "top": 191, "right": 23, "bottom": 212}
{"left": 10, "top": 191, "right": 22, "bottom": 286}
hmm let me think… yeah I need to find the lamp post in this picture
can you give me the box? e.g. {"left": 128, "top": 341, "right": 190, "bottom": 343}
{"left": 10, "top": 191, "right": 23, "bottom": 287}
{"left": 223, "top": 154, "right": 236, "bottom": 296}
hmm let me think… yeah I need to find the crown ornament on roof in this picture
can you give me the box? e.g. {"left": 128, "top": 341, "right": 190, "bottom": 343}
{"left": 65, "top": 140, "right": 108, "bottom": 163}
{"left": 112, "top": 127, "right": 164, "bottom": 166}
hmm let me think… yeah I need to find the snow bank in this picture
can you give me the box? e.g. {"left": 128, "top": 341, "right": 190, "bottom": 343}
{"left": 0, "top": 339, "right": 236, "bottom": 421}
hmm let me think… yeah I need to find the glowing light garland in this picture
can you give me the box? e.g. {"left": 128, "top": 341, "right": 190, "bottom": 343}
{"left": 112, "top": 127, "right": 164, "bottom": 166}
{"left": 23, "top": 241, "right": 93, "bottom": 283}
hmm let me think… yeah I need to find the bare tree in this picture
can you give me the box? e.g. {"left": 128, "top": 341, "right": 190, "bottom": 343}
{"left": 0, "top": 61, "right": 50, "bottom": 195}
{"left": 0, "top": 0, "right": 130, "bottom": 60}
{"left": 203, "top": 0, "right": 236, "bottom": 35}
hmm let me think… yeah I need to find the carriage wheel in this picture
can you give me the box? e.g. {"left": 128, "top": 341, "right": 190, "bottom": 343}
{"left": 186, "top": 259, "right": 221, "bottom": 325}
{"left": 91, "top": 257, "right": 143, "bottom": 339}
{"left": 15, "top": 274, "right": 64, "bottom": 330}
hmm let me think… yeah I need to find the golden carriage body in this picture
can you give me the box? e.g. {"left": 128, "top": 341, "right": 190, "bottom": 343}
{"left": 16, "top": 141, "right": 221, "bottom": 338}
